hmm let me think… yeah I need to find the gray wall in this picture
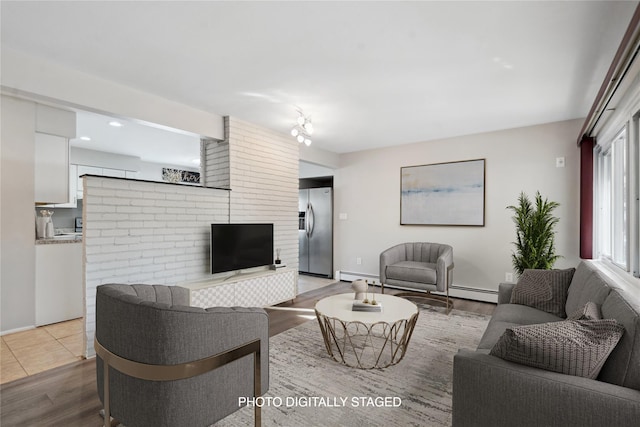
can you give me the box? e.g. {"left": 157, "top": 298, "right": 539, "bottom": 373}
{"left": 333, "top": 119, "right": 583, "bottom": 295}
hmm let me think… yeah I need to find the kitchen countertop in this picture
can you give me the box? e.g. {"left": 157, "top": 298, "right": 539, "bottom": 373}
{"left": 36, "top": 235, "right": 82, "bottom": 244}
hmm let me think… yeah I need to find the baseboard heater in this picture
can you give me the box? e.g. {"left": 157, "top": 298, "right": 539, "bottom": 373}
{"left": 336, "top": 270, "right": 498, "bottom": 304}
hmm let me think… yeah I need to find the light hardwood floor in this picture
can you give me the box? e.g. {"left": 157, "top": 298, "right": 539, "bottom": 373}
{"left": 0, "top": 280, "right": 495, "bottom": 426}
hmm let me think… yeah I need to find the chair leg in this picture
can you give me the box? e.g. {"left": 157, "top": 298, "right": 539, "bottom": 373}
{"left": 254, "top": 346, "right": 261, "bottom": 427}
{"left": 103, "top": 362, "right": 110, "bottom": 427}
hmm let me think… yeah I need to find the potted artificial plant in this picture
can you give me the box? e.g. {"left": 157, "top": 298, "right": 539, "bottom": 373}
{"left": 507, "top": 191, "right": 561, "bottom": 276}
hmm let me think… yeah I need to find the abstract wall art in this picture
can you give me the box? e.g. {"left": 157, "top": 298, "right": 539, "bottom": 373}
{"left": 400, "top": 159, "right": 485, "bottom": 226}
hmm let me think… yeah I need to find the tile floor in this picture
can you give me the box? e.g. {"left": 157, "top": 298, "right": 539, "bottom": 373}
{"left": 0, "top": 318, "right": 84, "bottom": 384}
{"left": 0, "top": 276, "right": 336, "bottom": 385}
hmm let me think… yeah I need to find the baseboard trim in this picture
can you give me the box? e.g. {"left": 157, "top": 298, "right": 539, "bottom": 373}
{"left": 1, "top": 325, "right": 35, "bottom": 336}
{"left": 336, "top": 270, "right": 498, "bottom": 304}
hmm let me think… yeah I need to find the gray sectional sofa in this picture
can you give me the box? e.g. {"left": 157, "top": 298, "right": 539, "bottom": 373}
{"left": 453, "top": 261, "right": 640, "bottom": 427}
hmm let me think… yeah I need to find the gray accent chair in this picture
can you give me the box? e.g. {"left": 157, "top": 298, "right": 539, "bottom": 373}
{"left": 379, "top": 242, "right": 454, "bottom": 313}
{"left": 95, "top": 284, "right": 269, "bottom": 427}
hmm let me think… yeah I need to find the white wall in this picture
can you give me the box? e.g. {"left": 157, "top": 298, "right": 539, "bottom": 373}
{"left": 1, "top": 96, "right": 37, "bottom": 331}
{"left": 334, "top": 119, "right": 583, "bottom": 295}
{"left": 300, "top": 161, "right": 334, "bottom": 178}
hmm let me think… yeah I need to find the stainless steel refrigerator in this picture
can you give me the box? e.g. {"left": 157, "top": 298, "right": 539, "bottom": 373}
{"left": 299, "top": 187, "right": 333, "bottom": 277}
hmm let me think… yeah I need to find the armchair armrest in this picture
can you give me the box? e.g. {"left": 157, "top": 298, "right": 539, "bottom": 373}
{"left": 497, "top": 282, "right": 515, "bottom": 304}
{"left": 96, "top": 336, "right": 264, "bottom": 427}
{"left": 453, "top": 349, "right": 640, "bottom": 427}
{"left": 435, "top": 247, "right": 454, "bottom": 291}
{"left": 380, "top": 244, "right": 406, "bottom": 283}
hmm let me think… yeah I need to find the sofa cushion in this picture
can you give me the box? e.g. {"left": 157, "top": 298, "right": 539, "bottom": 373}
{"left": 510, "top": 268, "right": 575, "bottom": 318}
{"left": 476, "top": 305, "right": 563, "bottom": 350}
{"left": 477, "top": 320, "right": 522, "bottom": 350}
{"left": 386, "top": 261, "right": 437, "bottom": 284}
{"left": 599, "top": 290, "right": 640, "bottom": 391}
{"left": 567, "top": 301, "right": 602, "bottom": 321}
{"left": 565, "top": 261, "right": 612, "bottom": 317}
{"left": 490, "top": 303, "right": 564, "bottom": 325}
{"left": 490, "top": 319, "right": 625, "bottom": 379}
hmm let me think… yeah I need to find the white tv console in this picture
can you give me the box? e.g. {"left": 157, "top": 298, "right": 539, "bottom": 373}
{"left": 181, "top": 267, "right": 296, "bottom": 308}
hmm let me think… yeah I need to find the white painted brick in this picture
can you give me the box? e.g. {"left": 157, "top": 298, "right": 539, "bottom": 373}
{"left": 100, "top": 229, "right": 130, "bottom": 237}
{"left": 114, "top": 236, "right": 141, "bottom": 245}
{"left": 116, "top": 221, "right": 144, "bottom": 229}
{"left": 85, "top": 204, "right": 115, "bottom": 213}
{"left": 84, "top": 236, "right": 116, "bottom": 246}
{"left": 116, "top": 205, "right": 143, "bottom": 214}
{"left": 130, "top": 199, "right": 156, "bottom": 207}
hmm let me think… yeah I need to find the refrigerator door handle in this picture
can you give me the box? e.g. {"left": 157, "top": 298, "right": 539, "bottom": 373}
{"left": 308, "top": 203, "right": 315, "bottom": 237}
{"left": 305, "top": 203, "right": 311, "bottom": 237}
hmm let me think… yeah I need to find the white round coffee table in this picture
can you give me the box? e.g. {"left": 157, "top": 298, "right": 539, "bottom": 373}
{"left": 315, "top": 293, "right": 419, "bottom": 369}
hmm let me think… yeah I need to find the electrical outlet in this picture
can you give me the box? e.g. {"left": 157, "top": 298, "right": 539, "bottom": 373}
{"left": 356, "top": 257, "right": 362, "bottom": 265}
{"left": 505, "top": 272, "right": 514, "bottom": 283}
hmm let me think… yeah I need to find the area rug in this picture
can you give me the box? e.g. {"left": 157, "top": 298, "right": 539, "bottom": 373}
{"left": 215, "top": 305, "right": 490, "bottom": 427}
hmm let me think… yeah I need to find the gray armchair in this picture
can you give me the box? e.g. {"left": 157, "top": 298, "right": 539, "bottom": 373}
{"left": 379, "top": 242, "right": 454, "bottom": 313}
{"left": 95, "top": 284, "right": 269, "bottom": 427}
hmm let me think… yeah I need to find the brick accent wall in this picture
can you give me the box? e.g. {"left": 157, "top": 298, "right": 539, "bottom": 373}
{"left": 83, "top": 117, "right": 299, "bottom": 357}
{"left": 226, "top": 117, "right": 299, "bottom": 272}
{"left": 83, "top": 176, "right": 229, "bottom": 355}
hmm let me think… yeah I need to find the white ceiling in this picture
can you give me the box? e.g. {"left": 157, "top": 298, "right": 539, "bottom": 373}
{"left": 1, "top": 1, "right": 637, "bottom": 156}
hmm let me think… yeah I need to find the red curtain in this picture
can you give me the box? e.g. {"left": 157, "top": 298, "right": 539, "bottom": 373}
{"left": 580, "top": 137, "right": 594, "bottom": 259}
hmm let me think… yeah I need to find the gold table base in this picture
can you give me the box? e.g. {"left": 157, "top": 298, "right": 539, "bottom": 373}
{"left": 315, "top": 310, "right": 419, "bottom": 369}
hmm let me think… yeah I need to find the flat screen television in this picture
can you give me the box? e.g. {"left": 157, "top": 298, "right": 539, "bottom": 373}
{"left": 210, "top": 223, "right": 274, "bottom": 274}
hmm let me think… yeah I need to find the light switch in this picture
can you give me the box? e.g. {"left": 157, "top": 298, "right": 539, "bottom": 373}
{"left": 339, "top": 213, "right": 348, "bottom": 220}
{"left": 556, "top": 157, "right": 565, "bottom": 168}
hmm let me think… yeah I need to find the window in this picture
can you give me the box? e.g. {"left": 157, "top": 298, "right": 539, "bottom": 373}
{"left": 596, "top": 127, "right": 628, "bottom": 269}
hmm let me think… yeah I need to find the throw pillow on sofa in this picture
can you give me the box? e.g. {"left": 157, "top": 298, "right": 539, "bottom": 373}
{"left": 567, "top": 301, "right": 602, "bottom": 321}
{"left": 489, "top": 318, "right": 625, "bottom": 379}
{"left": 510, "top": 268, "right": 576, "bottom": 317}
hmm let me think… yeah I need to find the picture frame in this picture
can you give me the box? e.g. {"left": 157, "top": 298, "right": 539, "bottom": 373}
{"left": 400, "top": 159, "right": 485, "bottom": 226}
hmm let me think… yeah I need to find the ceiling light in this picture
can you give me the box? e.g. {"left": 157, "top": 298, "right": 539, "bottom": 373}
{"left": 79, "top": 136, "right": 91, "bottom": 141}
{"left": 291, "top": 110, "right": 313, "bottom": 146}
{"left": 303, "top": 122, "right": 313, "bottom": 135}
{"left": 108, "top": 120, "right": 123, "bottom": 127}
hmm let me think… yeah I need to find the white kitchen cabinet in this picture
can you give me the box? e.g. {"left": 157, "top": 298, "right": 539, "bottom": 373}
{"left": 34, "top": 133, "right": 69, "bottom": 204}
{"left": 48, "top": 164, "right": 78, "bottom": 208}
{"left": 35, "top": 243, "right": 83, "bottom": 326}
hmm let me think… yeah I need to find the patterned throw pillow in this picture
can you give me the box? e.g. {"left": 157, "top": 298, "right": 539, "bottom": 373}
{"left": 490, "top": 319, "right": 625, "bottom": 379}
{"left": 510, "top": 268, "right": 576, "bottom": 318}
{"left": 567, "top": 301, "right": 602, "bottom": 321}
